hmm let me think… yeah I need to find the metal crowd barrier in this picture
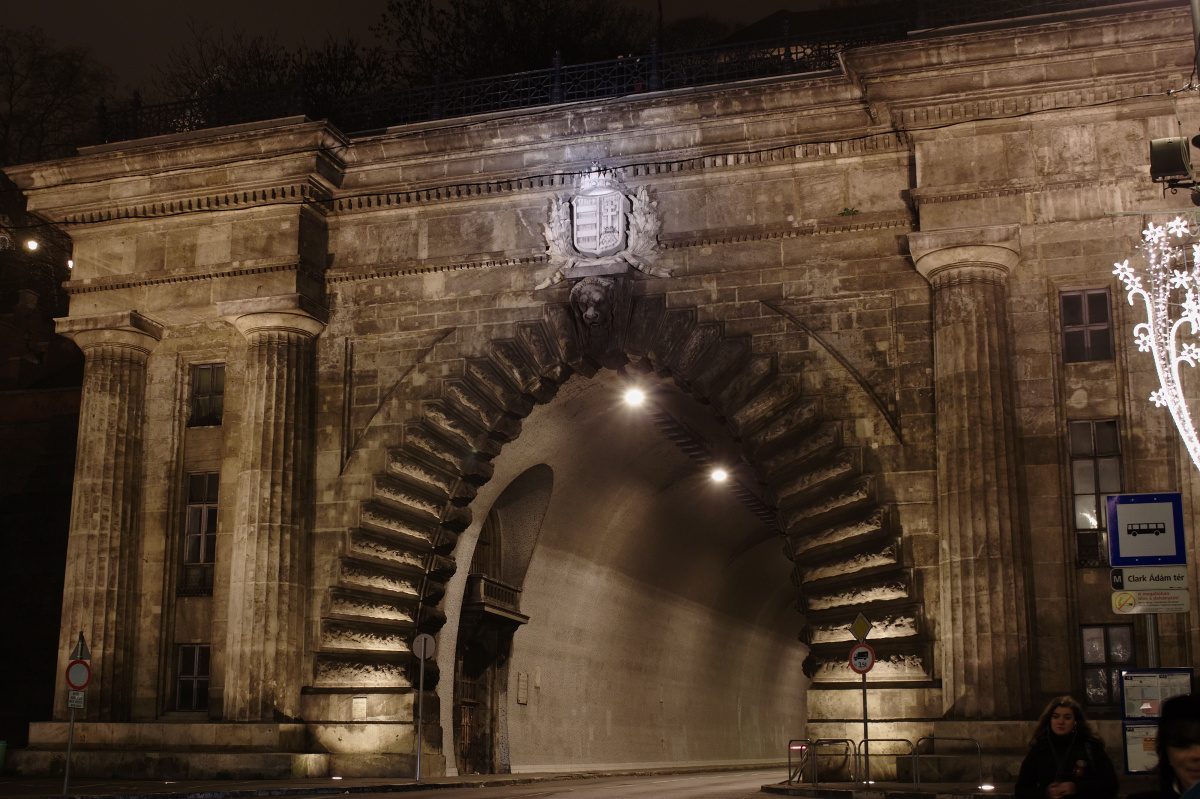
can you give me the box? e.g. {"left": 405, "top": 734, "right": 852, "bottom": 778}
{"left": 786, "top": 738, "right": 857, "bottom": 785}
{"left": 786, "top": 734, "right": 986, "bottom": 788}
{"left": 914, "top": 735, "right": 985, "bottom": 788}
{"left": 859, "top": 737, "right": 919, "bottom": 786}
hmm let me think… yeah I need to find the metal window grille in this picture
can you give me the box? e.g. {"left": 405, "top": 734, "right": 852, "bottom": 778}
{"left": 180, "top": 472, "right": 219, "bottom": 596}
{"left": 189, "top": 363, "right": 225, "bottom": 427}
{"left": 177, "top": 644, "right": 211, "bottom": 711}
{"left": 1081, "top": 624, "right": 1134, "bottom": 705}
{"left": 1061, "top": 289, "right": 1114, "bottom": 363}
{"left": 1068, "top": 420, "right": 1121, "bottom": 567}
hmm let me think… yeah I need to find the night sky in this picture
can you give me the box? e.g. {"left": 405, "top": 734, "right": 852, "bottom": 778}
{"left": 9, "top": 1, "right": 819, "bottom": 93}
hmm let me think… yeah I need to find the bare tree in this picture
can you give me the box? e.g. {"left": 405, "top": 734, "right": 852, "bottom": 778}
{"left": 0, "top": 26, "right": 110, "bottom": 167}
{"left": 374, "top": 0, "right": 655, "bottom": 86}
{"left": 154, "top": 22, "right": 392, "bottom": 105}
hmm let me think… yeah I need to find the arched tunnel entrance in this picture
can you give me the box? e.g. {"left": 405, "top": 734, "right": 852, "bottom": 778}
{"left": 320, "top": 281, "right": 919, "bottom": 775}
{"left": 439, "top": 369, "right": 809, "bottom": 774}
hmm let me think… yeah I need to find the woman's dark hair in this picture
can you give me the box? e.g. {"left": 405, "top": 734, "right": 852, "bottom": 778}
{"left": 1156, "top": 694, "right": 1200, "bottom": 790}
{"left": 1030, "top": 696, "right": 1098, "bottom": 747}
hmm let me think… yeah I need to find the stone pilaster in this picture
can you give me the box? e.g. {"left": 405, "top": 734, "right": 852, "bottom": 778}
{"left": 221, "top": 304, "right": 324, "bottom": 721}
{"left": 909, "top": 225, "right": 1033, "bottom": 719}
{"left": 55, "top": 312, "right": 163, "bottom": 721}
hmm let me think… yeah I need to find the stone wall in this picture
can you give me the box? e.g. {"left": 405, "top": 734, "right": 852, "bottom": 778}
{"left": 6, "top": 2, "right": 1199, "bottom": 778}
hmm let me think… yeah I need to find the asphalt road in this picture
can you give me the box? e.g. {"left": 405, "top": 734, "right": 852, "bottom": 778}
{"left": 296, "top": 770, "right": 783, "bottom": 799}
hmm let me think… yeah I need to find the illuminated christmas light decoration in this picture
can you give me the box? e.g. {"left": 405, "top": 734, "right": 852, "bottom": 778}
{"left": 1113, "top": 216, "right": 1200, "bottom": 472}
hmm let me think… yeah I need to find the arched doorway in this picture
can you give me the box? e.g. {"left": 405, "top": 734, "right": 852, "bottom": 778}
{"left": 454, "top": 511, "right": 527, "bottom": 774}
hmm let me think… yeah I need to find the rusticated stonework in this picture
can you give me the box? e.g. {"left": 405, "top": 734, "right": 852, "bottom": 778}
{"left": 8, "top": 2, "right": 1200, "bottom": 780}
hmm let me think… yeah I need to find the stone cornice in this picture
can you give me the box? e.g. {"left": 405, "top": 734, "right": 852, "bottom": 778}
{"left": 329, "top": 131, "right": 909, "bottom": 216}
{"left": 891, "top": 77, "right": 1181, "bottom": 135}
{"left": 324, "top": 214, "right": 914, "bottom": 284}
{"left": 56, "top": 310, "right": 165, "bottom": 350}
{"left": 8, "top": 119, "right": 345, "bottom": 191}
{"left": 57, "top": 180, "right": 331, "bottom": 227}
{"left": 911, "top": 172, "right": 1146, "bottom": 206}
{"left": 62, "top": 257, "right": 321, "bottom": 296}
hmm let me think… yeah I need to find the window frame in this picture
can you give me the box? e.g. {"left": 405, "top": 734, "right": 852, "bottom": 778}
{"left": 1060, "top": 288, "right": 1115, "bottom": 364}
{"left": 176, "top": 643, "right": 211, "bottom": 712}
{"left": 189, "top": 362, "right": 225, "bottom": 427}
{"left": 1068, "top": 419, "right": 1122, "bottom": 567}
{"left": 179, "top": 472, "right": 219, "bottom": 596}
{"left": 1080, "top": 623, "right": 1135, "bottom": 707}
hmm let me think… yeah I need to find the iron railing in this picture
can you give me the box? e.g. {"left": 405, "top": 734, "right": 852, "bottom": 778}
{"left": 93, "top": 0, "right": 1155, "bottom": 145}
{"left": 464, "top": 574, "right": 522, "bottom": 612}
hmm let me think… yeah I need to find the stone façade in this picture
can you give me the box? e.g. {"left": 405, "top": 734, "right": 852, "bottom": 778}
{"left": 5, "top": 2, "right": 1200, "bottom": 778}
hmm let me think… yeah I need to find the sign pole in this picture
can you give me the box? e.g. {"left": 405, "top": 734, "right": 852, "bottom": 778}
{"left": 848, "top": 613, "right": 874, "bottom": 785}
{"left": 411, "top": 633, "right": 436, "bottom": 783}
{"left": 861, "top": 671, "right": 869, "bottom": 783}
{"left": 62, "top": 633, "right": 89, "bottom": 795}
{"left": 1148, "top": 616, "right": 1160, "bottom": 668}
{"left": 416, "top": 653, "right": 425, "bottom": 782}
{"left": 62, "top": 707, "right": 74, "bottom": 795}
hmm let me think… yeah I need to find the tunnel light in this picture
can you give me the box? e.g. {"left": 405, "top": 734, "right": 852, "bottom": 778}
{"left": 623, "top": 387, "right": 645, "bottom": 406}
{"left": 25, "top": 239, "right": 38, "bottom": 251}
{"left": 980, "top": 785, "right": 995, "bottom": 791}
{"left": 331, "top": 776, "right": 343, "bottom": 780}
{"left": 68, "top": 259, "right": 74, "bottom": 268}
{"left": 710, "top": 468, "right": 728, "bottom": 482}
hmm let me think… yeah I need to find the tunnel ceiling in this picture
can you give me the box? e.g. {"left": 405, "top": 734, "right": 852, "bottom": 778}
{"left": 478, "top": 368, "right": 797, "bottom": 627}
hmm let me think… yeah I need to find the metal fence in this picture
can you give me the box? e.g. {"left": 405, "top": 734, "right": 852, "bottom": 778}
{"left": 92, "top": 0, "right": 1153, "bottom": 145}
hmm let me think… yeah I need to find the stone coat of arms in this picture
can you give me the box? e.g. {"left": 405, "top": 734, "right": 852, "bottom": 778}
{"left": 537, "top": 164, "right": 667, "bottom": 289}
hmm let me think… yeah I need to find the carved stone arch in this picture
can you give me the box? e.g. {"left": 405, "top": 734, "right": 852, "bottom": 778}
{"left": 315, "top": 291, "right": 929, "bottom": 696}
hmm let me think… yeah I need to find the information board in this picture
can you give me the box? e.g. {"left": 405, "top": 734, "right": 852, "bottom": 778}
{"left": 1124, "top": 723, "right": 1160, "bottom": 773}
{"left": 1120, "top": 668, "right": 1194, "bottom": 774}
{"left": 1121, "top": 668, "right": 1193, "bottom": 718}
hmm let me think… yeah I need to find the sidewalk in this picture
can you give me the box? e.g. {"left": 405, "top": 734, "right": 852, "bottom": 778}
{"left": 0, "top": 771, "right": 1158, "bottom": 799}
{"left": 1, "top": 767, "right": 780, "bottom": 799}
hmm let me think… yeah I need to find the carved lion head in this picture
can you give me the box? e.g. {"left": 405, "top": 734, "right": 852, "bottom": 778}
{"left": 569, "top": 276, "right": 615, "bottom": 327}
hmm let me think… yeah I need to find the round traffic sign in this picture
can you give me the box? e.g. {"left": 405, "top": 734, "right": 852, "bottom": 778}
{"left": 849, "top": 643, "right": 875, "bottom": 674}
{"left": 412, "top": 633, "right": 436, "bottom": 660}
{"left": 65, "top": 659, "right": 91, "bottom": 690}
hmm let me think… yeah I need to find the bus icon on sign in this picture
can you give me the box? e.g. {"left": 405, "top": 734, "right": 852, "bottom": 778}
{"left": 1127, "top": 523, "right": 1166, "bottom": 537}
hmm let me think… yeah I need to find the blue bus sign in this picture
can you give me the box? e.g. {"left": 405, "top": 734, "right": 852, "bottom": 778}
{"left": 1107, "top": 493, "right": 1187, "bottom": 567}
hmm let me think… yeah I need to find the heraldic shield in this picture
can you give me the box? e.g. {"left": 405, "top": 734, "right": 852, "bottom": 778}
{"left": 572, "top": 188, "right": 629, "bottom": 257}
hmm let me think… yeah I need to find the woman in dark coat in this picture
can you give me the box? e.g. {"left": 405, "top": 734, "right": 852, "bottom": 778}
{"left": 1129, "top": 693, "right": 1200, "bottom": 799}
{"left": 1016, "top": 696, "right": 1118, "bottom": 799}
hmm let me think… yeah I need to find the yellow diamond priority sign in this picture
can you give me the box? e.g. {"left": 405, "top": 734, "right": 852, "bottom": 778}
{"left": 850, "top": 612, "right": 872, "bottom": 642}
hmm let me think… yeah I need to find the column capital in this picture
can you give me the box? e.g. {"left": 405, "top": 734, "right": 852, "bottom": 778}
{"left": 218, "top": 294, "right": 327, "bottom": 339}
{"left": 908, "top": 224, "right": 1021, "bottom": 286}
{"left": 55, "top": 310, "right": 164, "bottom": 353}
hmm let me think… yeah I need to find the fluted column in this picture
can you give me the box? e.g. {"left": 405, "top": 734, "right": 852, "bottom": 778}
{"left": 55, "top": 313, "right": 162, "bottom": 720}
{"left": 223, "top": 309, "right": 324, "bottom": 721}
{"left": 910, "top": 225, "right": 1033, "bottom": 719}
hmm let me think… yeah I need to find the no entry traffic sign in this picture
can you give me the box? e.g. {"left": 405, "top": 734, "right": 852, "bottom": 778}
{"left": 849, "top": 643, "right": 875, "bottom": 674}
{"left": 65, "top": 660, "right": 90, "bottom": 691}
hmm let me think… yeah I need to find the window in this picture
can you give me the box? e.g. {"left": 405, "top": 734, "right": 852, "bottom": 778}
{"left": 180, "top": 472, "right": 218, "bottom": 596}
{"left": 1081, "top": 625, "right": 1134, "bottom": 706}
{"left": 190, "top": 363, "right": 224, "bottom": 426}
{"left": 1061, "top": 290, "right": 1114, "bottom": 363}
{"left": 470, "top": 513, "right": 502, "bottom": 579}
{"left": 1069, "top": 420, "right": 1122, "bottom": 566}
{"left": 177, "top": 644, "right": 210, "bottom": 711}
